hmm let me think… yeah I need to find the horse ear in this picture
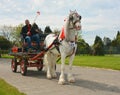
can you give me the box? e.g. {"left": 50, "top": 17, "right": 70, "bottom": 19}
{"left": 70, "top": 10, "right": 72, "bottom": 13}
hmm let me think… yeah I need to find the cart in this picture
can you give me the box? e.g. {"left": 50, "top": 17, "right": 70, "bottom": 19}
{"left": 9, "top": 34, "right": 54, "bottom": 76}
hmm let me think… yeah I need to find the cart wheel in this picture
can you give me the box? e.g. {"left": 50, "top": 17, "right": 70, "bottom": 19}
{"left": 11, "top": 58, "right": 17, "bottom": 72}
{"left": 37, "top": 60, "right": 43, "bottom": 71}
{"left": 20, "top": 59, "right": 27, "bottom": 76}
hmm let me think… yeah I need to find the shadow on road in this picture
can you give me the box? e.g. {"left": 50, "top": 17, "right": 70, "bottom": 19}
{"left": 71, "top": 79, "right": 120, "bottom": 93}
{"left": 24, "top": 70, "right": 46, "bottom": 79}
{"left": 14, "top": 69, "right": 120, "bottom": 94}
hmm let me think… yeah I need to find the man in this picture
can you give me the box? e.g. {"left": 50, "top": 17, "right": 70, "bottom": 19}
{"left": 21, "top": 19, "right": 40, "bottom": 50}
{"left": 31, "top": 23, "right": 40, "bottom": 49}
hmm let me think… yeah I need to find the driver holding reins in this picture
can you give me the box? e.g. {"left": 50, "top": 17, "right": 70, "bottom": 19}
{"left": 20, "top": 19, "right": 40, "bottom": 51}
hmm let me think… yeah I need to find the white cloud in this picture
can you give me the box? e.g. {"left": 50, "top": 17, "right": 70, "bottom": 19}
{"left": 0, "top": 0, "right": 120, "bottom": 44}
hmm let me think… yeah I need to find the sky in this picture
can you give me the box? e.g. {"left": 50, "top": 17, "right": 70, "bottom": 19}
{"left": 0, "top": 0, "right": 120, "bottom": 45}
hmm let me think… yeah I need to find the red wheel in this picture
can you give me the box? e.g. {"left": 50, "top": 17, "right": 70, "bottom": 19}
{"left": 20, "top": 59, "right": 27, "bottom": 76}
{"left": 37, "top": 60, "right": 43, "bottom": 71}
{"left": 11, "top": 58, "right": 17, "bottom": 72}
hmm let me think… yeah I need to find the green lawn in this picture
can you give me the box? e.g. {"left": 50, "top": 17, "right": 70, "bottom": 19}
{"left": 1, "top": 54, "right": 14, "bottom": 59}
{"left": 64, "top": 55, "right": 120, "bottom": 70}
{"left": 0, "top": 78, "right": 26, "bottom": 95}
{"left": 2, "top": 54, "right": 120, "bottom": 70}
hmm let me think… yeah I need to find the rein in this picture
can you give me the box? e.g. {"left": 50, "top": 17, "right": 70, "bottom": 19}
{"left": 69, "top": 20, "right": 80, "bottom": 30}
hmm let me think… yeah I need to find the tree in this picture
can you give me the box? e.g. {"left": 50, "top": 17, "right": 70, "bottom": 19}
{"left": 0, "top": 24, "right": 24, "bottom": 46}
{"left": 11, "top": 24, "right": 23, "bottom": 46}
{"left": 76, "top": 39, "right": 91, "bottom": 55}
{"left": 92, "top": 36, "right": 104, "bottom": 55}
{"left": 0, "top": 36, "right": 11, "bottom": 57}
{"left": 116, "top": 31, "right": 120, "bottom": 38}
{"left": 44, "top": 26, "right": 52, "bottom": 34}
{"left": 103, "top": 37, "right": 112, "bottom": 54}
{"left": 0, "top": 25, "right": 14, "bottom": 40}
{"left": 103, "top": 37, "right": 111, "bottom": 46}
{"left": 111, "top": 31, "right": 120, "bottom": 46}
{"left": 116, "top": 31, "right": 120, "bottom": 44}
{"left": 111, "top": 31, "right": 120, "bottom": 53}
{"left": 0, "top": 36, "right": 11, "bottom": 49}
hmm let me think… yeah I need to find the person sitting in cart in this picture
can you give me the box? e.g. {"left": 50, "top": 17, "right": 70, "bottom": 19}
{"left": 20, "top": 19, "right": 40, "bottom": 51}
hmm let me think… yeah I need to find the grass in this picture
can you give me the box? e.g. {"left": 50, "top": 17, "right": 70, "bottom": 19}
{"left": 1, "top": 54, "right": 120, "bottom": 70}
{"left": 1, "top": 54, "right": 14, "bottom": 59}
{"left": 0, "top": 78, "right": 26, "bottom": 95}
{"left": 60, "top": 55, "right": 120, "bottom": 70}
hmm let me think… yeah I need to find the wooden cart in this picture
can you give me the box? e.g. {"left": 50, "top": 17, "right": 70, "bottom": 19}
{"left": 9, "top": 34, "right": 49, "bottom": 75}
{"left": 9, "top": 34, "right": 58, "bottom": 76}
{"left": 10, "top": 52, "right": 44, "bottom": 76}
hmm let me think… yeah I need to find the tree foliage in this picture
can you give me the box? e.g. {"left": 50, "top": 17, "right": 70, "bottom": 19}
{"left": 76, "top": 39, "right": 91, "bottom": 55}
{"left": 0, "top": 36, "right": 11, "bottom": 50}
{"left": 44, "top": 26, "right": 52, "bottom": 34}
{"left": 11, "top": 24, "right": 23, "bottom": 46}
{"left": 0, "top": 24, "right": 23, "bottom": 46}
{"left": 0, "top": 25, "right": 14, "bottom": 40}
{"left": 111, "top": 31, "right": 120, "bottom": 53}
{"left": 92, "top": 36, "right": 104, "bottom": 55}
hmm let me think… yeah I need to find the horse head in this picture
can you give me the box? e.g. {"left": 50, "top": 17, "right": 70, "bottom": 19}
{"left": 68, "top": 10, "right": 82, "bottom": 30}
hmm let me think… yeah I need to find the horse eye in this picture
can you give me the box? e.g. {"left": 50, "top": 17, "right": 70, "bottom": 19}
{"left": 79, "top": 16, "right": 82, "bottom": 20}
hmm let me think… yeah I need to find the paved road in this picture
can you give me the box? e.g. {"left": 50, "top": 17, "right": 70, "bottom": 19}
{"left": 0, "top": 58, "right": 120, "bottom": 95}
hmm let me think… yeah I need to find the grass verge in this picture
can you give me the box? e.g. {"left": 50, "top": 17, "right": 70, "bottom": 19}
{"left": 0, "top": 78, "right": 26, "bottom": 95}
{"left": 1, "top": 54, "right": 14, "bottom": 59}
{"left": 1, "top": 54, "right": 120, "bottom": 70}
{"left": 59, "top": 55, "right": 120, "bottom": 70}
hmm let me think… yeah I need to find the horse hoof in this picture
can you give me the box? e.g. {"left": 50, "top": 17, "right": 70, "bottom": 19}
{"left": 68, "top": 75, "right": 75, "bottom": 83}
{"left": 52, "top": 74, "right": 57, "bottom": 78}
{"left": 68, "top": 79, "right": 75, "bottom": 83}
{"left": 47, "top": 75, "right": 52, "bottom": 79}
{"left": 58, "top": 80, "right": 65, "bottom": 85}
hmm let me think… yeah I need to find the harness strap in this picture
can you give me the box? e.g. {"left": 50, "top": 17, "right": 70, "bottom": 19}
{"left": 56, "top": 46, "right": 75, "bottom": 62}
{"left": 55, "top": 45, "right": 60, "bottom": 53}
{"left": 67, "top": 47, "right": 75, "bottom": 57}
{"left": 29, "top": 37, "right": 58, "bottom": 61}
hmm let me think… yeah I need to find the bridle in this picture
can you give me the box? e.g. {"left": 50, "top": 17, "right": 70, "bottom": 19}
{"left": 69, "top": 13, "right": 81, "bottom": 30}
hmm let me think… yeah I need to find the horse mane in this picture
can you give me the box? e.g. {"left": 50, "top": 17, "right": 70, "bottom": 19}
{"left": 64, "top": 18, "right": 70, "bottom": 41}
{"left": 63, "top": 13, "right": 75, "bottom": 41}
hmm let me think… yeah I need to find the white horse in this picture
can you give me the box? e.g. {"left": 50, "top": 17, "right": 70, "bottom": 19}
{"left": 44, "top": 10, "right": 82, "bottom": 84}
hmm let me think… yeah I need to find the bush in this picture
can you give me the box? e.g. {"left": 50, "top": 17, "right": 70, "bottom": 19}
{"left": 0, "top": 50, "right": 9, "bottom": 54}
{"left": 0, "top": 36, "right": 12, "bottom": 50}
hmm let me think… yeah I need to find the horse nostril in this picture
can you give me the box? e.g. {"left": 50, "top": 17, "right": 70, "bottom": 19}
{"left": 76, "top": 26, "right": 81, "bottom": 30}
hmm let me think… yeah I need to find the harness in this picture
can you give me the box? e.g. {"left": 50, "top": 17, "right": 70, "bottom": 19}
{"left": 49, "top": 37, "right": 60, "bottom": 53}
{"left": 47, "top": 12, "right": 80, "bottom": 59}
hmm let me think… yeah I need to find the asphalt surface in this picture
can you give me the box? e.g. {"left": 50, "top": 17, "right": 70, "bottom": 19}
{"left": 0, "top": 58, "right": 120, "bottom": 95}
